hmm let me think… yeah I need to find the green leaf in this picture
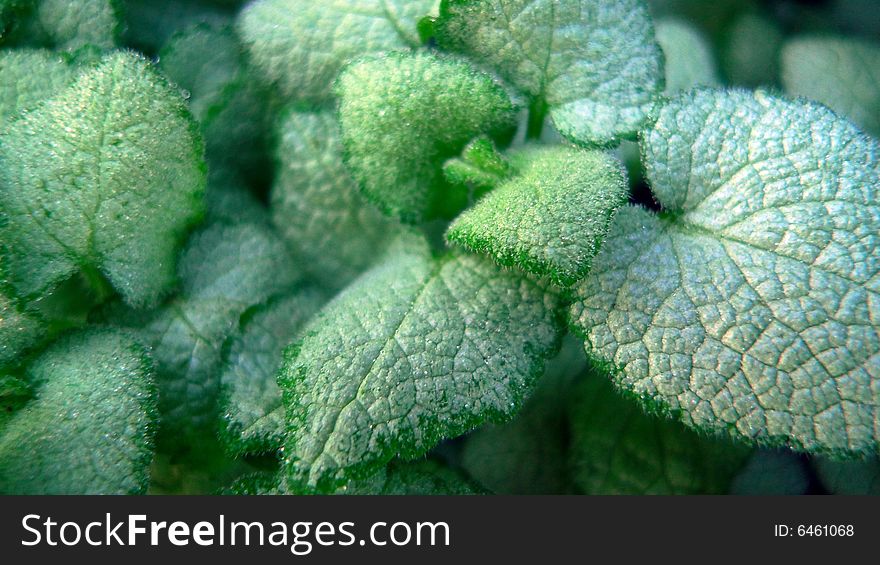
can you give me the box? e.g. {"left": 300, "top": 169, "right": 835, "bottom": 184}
{"left": 35, "top": 0, "right": 119, "bottom": 50}
{"left": 435, "top": 0, "right": 664, "bottom": 145}
{"left": 0, "top": 51, "right": 206, "bottom": 309}
{"left": 109, "top": 221, "right": 300, "bottom": 446}
{"left": 0, "top": 329, "right": 156, "bottom": 494}
{"left": 227, "top": 460, "right": 483, "bottom": 495}
{"left": 0, "top": 373, "right": 31, "bottom": 431}
{"left": 238, "top": 0, "right": 439, "bottom": 101}
{"left": 337, "top": 51, "right": 517, "bottom": 223}
{"left": 568, "top": 367, "right": 750, "bottom": 494}
{"left": 271, "top": 110, "right": 402, "bottom": 290}
{"left": 654, "top": 17, "right": 720, "bottom": 94}
{"left": 447, "top": 145, "right": 628, "bottom": 286}
{"left": 781, "top": 36, "right": 880, "bottom": 137}
{"left": 813, "top": 456, "right": 880, "bottom": 495}
{"left": 569, "top": 89, "right": 880, "bottom": 455}
{"left": 0, "top": 289, "right": 44, "bottom": 369}
{"left": 220, "top": 289, "right": 325, "bottom": 456}
{"left": 460, "top": 334, "right": 586, "bottom": 494}
{"left": 121, "top": 0, "right": 232, "bottom": 54}
{"left": 279, "top": 233, "right": 562, "bottom": 492}
{"left": 0, "top": 48, "right": 78, "bottom": 124}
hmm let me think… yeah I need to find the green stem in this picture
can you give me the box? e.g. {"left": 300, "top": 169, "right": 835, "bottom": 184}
{"left": 526, "top": 98, "right": 548, "bottom": 140}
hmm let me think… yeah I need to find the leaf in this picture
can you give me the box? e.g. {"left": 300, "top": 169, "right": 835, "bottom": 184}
{"left": 337, "top": 51, "right": 517, "bottom": 223}
{"left": 460, "top": 334, "right": 586, "bottom": 494}
{"left": 0, "top": 48, "right": 78, "bottom": 124}
{"left": 227, "top": 460, "right": 483, "bottom": 495}
{"left": 0, "top": 329, "right": 156, "bottom": 494}
{"left": 271, "top": 110, "right": 402, "bottom": 290}
{"left": 109, "top": 221, "right": 300, "bottom": 446}
{"left": 220, "top": 289, "right": 325, "bottom": 456}
{"left": 0, "top": 51, "right": 206, "bottom": 309}
{"left": 435, "top": 0, "right": 664, "bottom": 145}
{"left": 121, "top": 0, "right": 232, "bottom": 53}
{"left": 446, "top": 145, "right": 628, "bottom": 286}
{"left": 781, "top": 36, "right": 880, "bottom": 137}
{"left": 0, "top": 289, "right": 44, "bottom": 369}
{"left": 569, "top": 89, "right": 880, "bottom": 455}
{"left": 35, "top": 0, "right": 119, "bottom": 50}
{"left": 654, "top": 17, "right": 720, "bottom": 94}
{"left": 238, "top": 0, "right": 439, "bottom": 101}
{"left": 279, "top": 232, "right": 561, "bottom": 492}
{"left": 0, "top": 373, "right": 30, "bottom": 431}
{"left": 813, "top": 456, "right": 880, "bottom": 495}
{"left": 568, "top": 367, "right": 750, "bottom": 494}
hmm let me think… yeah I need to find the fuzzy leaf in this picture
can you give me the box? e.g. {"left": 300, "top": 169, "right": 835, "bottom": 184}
{"left": 220, "top": 289, "right": 325, "bottom": 456}
{"left": 35, "top": 0, "right": 119, "bottom": 50}
{"left": 279, "top": 233, "right": 561, "bottom": 492}
{"left": 435, "top": 0, "right": 663, "bottom": 145}
{"left": 0, "top": 289, "right": 44, "bottom": 369}
{"left": 447, "top": 145, "right": 628, "bottom": 286}
{"left": 0, "top": 48, "right": 78, "bottom": 124}
{"left": 238, "top": 0, "right": 438, "bottom": 101}
{"left": 337, "top": 51, "right": 517, "bottom": 223}
{"left": 782, "top": 36, "right": 880, "bottom": 136}
{"left": 0, "top": 329, "right": 156, "bottom": 494}
{"left": 570, "top": 89, "right": 880, "bottom": 455}
{"left": 0, "top": 51, "right": 206, "bottom": 308}
{"left": 271, "top": 110, "right": 402, "bottom": 290}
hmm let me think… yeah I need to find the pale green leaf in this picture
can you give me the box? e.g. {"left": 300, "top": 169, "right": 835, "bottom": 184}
{"left": 337, "top": 51, "right": 517, "bottom": 223}
{"left": 271, "top": 110, "right": 402, "bottom": 290}
{"left": 435, "top": 0, "right": 664, "bottom": 145}
{"left": 279, "top": 233, "right": 561, "bottom": 492}
{"left": 0, "top": 48, "right": 78, "bottom": 124}
{"left": 238, "top": 0, "right": 438, "bottom": 101}
{"left": 0, "top": 329, "right": 156, "bottom": 494}
{"left": 35, "top": 0, "right": 119, "bottom": 50}
{"left": 0, "top": 289, "right": 44, "bottom": 368}
{"left": 654, "top": 17, "right": 720, "bottom": 94}
{"left": 782, "top": 36, "right": 880, "bottom": 136}
{"left": 446, "top": 145, "right": 628, "bottom": 286}
{"left": 220, "top": 289, "right": 325, "bottom": 456}
{"left": 570, "top": 89, "right": 880, "bottom": 455}
{"left": 569, "top": 367, "right": 749, "bottom": 494}
{"left": 0, "top": 51, "right": 206, "bottom": 309}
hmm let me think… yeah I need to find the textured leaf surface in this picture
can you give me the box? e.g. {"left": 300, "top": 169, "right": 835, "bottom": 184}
{"left": 0, "top": 52, "right": 206, "bottom": 308}
{"left": 569, "top": 368, "right": 749, "bottom": 494}
{"left": 0, "top": 329, "right": 156, "bottom": 494}
{"left": 447, "top": 145, "right": 628, "bottom": 286}
{"left": 221, "top": 289, "right": 325, "bottom": 456}
{"left": 271, "top": 111, "right": 401, "bottom": 290}
{"left": 111, "top": 222, "right": 299, "bottom": 445}
{"left": 337, "top": 51, "right": 517, "bottom": 223}
{"left": 0, "top": 290, "right": 44, "bottom": 368}
{"left": 238, "top": 0, "right": 438, "bottom": 101}
{"left": 570, "top": 89, "right": 880, "bottom": 454}
{"left": 0, "top": 48, "right": 78, "bottom": 124}
{"left": 654, "top": 17, "right": 719, "bottom": 94}
{"left": 436, "top": 0, "right": 663, "bottom": 145}
{"left": 782, "top": 36, "right": 880, "bottom": 136}
{"left": 36, "top": 0, "right": 118, "bottom": 50}
{"left": 279, "top": 234, "right": 561, "bottom": 492}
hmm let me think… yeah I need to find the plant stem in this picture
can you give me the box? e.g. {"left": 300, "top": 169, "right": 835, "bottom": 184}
{"left": 526, "top": 98, "right": 548, "bottom": 140}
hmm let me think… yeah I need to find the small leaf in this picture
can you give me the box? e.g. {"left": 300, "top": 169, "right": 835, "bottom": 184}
{"left": 0, "top": 48, "right": 79, "bottom": 124}
{"left": 271, "top": 110, "right": 402, "bottom": 290}
{"left": 782, "top": 36, "right": 880, "bottom": 136}
{"left": 238, "top": 0, "right": 439, "bottom": 101}
{"left": 35, "top": 0, "right": 119, "bottom": 50}
{"left": 337, "top": 51, "right": 517, "bottom": 223}
{"left": 448, "top": 145, "right": 628, "bottom": 286}
{"left": 220, "top": 288, "right": 325, "bottom": 456}
{"left": 0, "top": 51, "right": 206, "bottom": 309}
{"left": 279, "top": 232, "right": 561, "bottom": 492}
{"left": 570, "top": 89, "right": 880, "bottom": 455}
{"left": 569, "top": 367, "right": 750, "bottom": 495}
{"left": 0, "top": 329, "right": 157, "bottom": 494}
{"left": 435, "top": 0, "right": 663, "bottom": 145}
